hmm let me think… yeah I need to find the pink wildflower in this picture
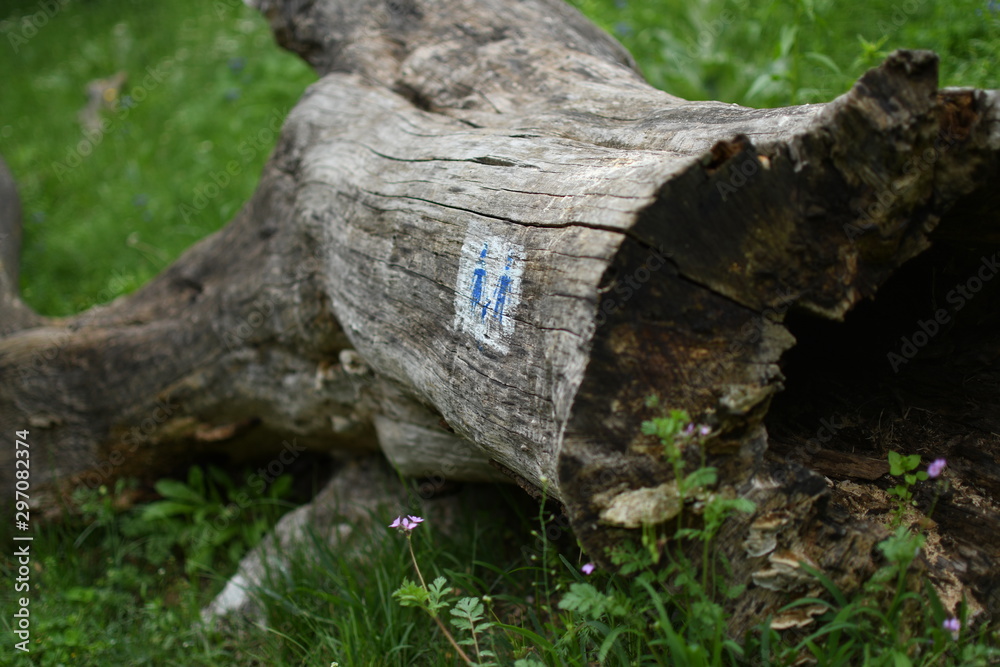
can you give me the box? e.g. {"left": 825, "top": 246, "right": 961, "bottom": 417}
{"left": 389, "top": 515, "right": 425, "bottom": 532}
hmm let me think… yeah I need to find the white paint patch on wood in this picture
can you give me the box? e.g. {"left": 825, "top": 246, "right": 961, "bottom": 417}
{"left": 453, "top": 222, "right": 524, "bottom": 355}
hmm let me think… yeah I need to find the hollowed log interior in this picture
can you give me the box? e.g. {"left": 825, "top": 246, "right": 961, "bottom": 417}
{"left": 768, "top": 236, "right": 1000, "bottom": 614}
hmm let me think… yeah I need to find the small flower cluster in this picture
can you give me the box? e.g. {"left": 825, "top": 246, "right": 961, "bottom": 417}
{"left": 927, "top": 458, "right": 947, "bottom": 478}
{"left": 683, "top": 423, "right": 713, "bottom": 438}
{"left": 389, "top": 515, "right": 425, "bottom": 532}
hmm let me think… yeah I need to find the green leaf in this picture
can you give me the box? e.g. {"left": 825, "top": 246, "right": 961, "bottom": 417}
{"left": 683, "top": 466, "right": 718, "bottom": 489}
{"left": 668, "top": 409, "right": 690, "bottom": 424}
{"left": 804, "top": 51, "right": 841, "bottom": 75}
{"left": 892, "top": 650, "right": 913, "bottom": 667}
{"left": 726, "top": 583, "right": 747, "bottom": 599}
{"left": 674, "top": 528, "right": 702, "bottom": 540}
{"left": 450, "top": 596, "right": 486, "bottom": 632}
{"left": 924, "top": 575, "right": 946, "bottom": 624}
{"left": 206, "top": 464, "right": 236, "bottom": 493}
{"left": 140, "top": 500, "right": 195, "bottom": 520}
{"left": 392, "top": 578, "right": 430, "bottom": 608}
{"left": 425, "top": 576, "right": 452, "bottom": 614}
{"left": 890, "top": 484, "right": 910, "bottom": 499}
{"left": 731, "top": 498, "right": 757, "bottom": 514}
{"left": 746, "top": 71, "right": 779, "bottom": 101}
{"left": 887, "top": 451, "right": 921, "bottom": 476}
{"left": 429, "top": 576, "right": 451, "bottom": 598}
{"left": 558, "top": 582, "right": 608, "bottom": 620}
{"left": 186, "top": 466, "right": 205, "bottom": 495}
{"left": 604, "top": 591, "right": 632, "bottom": 618}
{"left": 778, "top": 25, "right": 798, "bottom": 58}
{"left": 888, "top": 451, "right": 904, "bottom": 476}
{"left": 153, "top": 479, "right": 204, "bottom": 504}
{"left": 877, "top": 526, "right": 925, "bottom": 564}
{"left": 63, "top": 587, "right": 98, "bottom": 603}
{"left": 598, "top": 625, "right": 633, "bottom": 662}
{"left": 268, "top": 473, "right": 293, "bottom": 499}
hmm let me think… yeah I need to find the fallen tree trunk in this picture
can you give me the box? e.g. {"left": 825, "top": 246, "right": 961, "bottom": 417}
{"left": 3, "top": 0, "right": 1000, "bottom": 635}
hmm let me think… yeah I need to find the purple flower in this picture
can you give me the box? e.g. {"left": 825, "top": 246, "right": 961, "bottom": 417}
{"left": 581, "top": 563, "right": 596, "bottom": 575}
{"left": 389, "top": 515, "right": 425, "bottom": 532}
{"left": 943, "top": 617, "right": 961, "bottom": 633}
{"left": 928, "top": 458, "right": 947, "bottom": 478}
{"left": 683, "top": 423, "right": 695, "bottom": 436}
{"left": 698, "top": 425, "right": 711, "bottom": 437}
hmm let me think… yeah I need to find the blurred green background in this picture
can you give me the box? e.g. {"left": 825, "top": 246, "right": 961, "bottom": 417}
{"left": 0, "top": 0, "right": 316, "bottom": 316}
{"left": 0, "top": 0, "right": 996, "bottom": 317}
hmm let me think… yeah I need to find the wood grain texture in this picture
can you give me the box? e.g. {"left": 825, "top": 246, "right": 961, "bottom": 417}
{"left": 2, "top": 0, "right": 999, "bottom": 635}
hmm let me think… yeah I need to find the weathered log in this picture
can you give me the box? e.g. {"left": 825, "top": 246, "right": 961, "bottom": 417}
{"left": 2, "top": 0, "right": 999, "bottom": 635}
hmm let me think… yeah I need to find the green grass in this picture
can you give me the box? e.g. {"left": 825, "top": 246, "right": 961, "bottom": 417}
{"left": 1, "top": 0, "right": 996, "bottom": 315}
{"left": 0, "top": 467, "right": 299, "bottom": 665}
{"left": 4, "top": 463, "right": 997, "bottom": 666}
{"left": 568, "top": 0, "right": 998, "bottom": 106}
{"left": 2, "top": 0, "right": 999, "bottom": 664}
{"left": 0, "top": 0, "right": 316, "bottom": 316}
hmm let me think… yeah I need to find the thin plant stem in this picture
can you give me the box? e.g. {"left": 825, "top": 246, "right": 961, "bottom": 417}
{"left": 469, "top": 622, "right": 483, "bottom": 661}
{"left": 407, "top": 536, "right": 428, "bottom": 589}
{"left": 406, "top": 534, "right": 475, "bottom": 666}
{"left": 432, "top": 613, "right": 474, "bottom": 665}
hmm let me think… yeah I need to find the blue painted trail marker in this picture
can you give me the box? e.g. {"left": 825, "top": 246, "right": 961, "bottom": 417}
{"left": 453, "top": 223, "right": 524, "bottom": 354}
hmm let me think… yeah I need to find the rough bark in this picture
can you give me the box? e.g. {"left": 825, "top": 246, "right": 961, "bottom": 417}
{"left": 2, "top": 0, "right": 999, "bottom": 636}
